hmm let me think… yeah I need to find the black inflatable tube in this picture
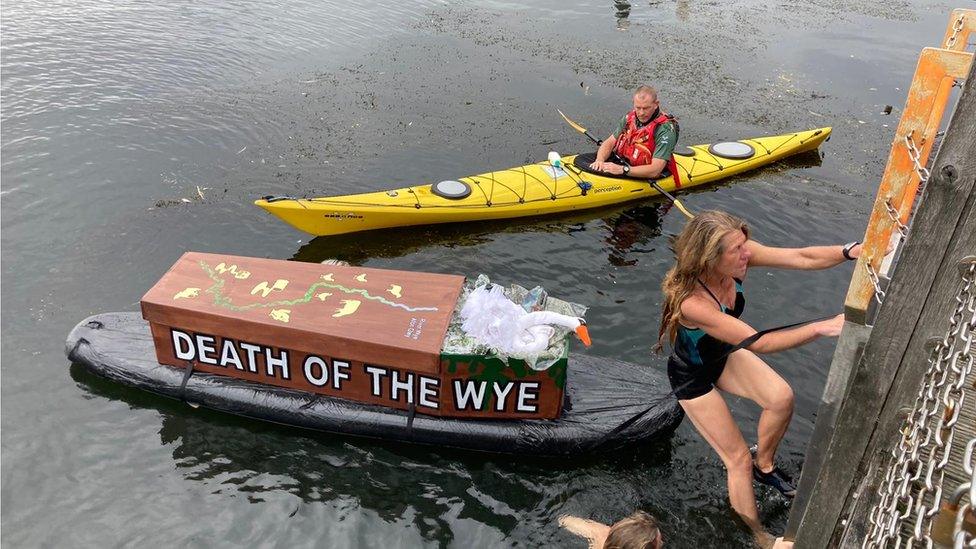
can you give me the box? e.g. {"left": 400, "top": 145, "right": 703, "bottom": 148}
{"left": 66, "top": 313, "right": 683, "bottom": 456}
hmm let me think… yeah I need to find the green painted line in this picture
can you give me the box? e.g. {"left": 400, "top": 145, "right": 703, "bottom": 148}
{"left": 197, "top": 261, "right": 439, "bottom": 313}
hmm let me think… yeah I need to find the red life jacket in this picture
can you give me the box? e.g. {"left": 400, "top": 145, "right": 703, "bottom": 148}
{"left": 614, "top": 110, "right": 682, "bottom": 187}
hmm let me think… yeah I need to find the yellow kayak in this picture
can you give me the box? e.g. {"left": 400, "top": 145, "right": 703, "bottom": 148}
{"left": 256, "top": 127, "right": 830, "bottom": 236}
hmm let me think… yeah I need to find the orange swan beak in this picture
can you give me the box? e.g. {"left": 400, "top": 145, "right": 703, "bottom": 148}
{"left": 574, "top": 323, "right": 592, "bottom": 347}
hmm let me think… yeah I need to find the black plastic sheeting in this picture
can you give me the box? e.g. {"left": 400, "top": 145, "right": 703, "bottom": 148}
{"left": 66, "top": 313, "right": 683, "bottom": 456}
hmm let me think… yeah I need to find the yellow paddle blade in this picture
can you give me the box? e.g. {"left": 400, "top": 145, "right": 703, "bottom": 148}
{"left": 557, "top": 109, "right": 589, "bottom": 134}
{"left": 673, "top": 200, "right": 695, "bottom": 219}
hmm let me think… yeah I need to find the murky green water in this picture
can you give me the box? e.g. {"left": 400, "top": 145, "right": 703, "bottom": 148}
{"left": 1, "top": 0, "right": 958, "bottom": 546}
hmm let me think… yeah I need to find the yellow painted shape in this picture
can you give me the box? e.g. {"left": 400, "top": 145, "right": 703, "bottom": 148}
{"left": 333, "top": 299, "right": 361, "bottom": 318}
{"left": 214, "top": 263, "right": 252, "bottom": 279}
{"left": 251, "top": 279, "right": 289, "bottom": 298}
{"left": 269, "top": 309, "right": 291, "bottom": 323}
{"left": 387, "top": 284, "right": 402, "bottom": 298}
{"left": 355, "top": 273, "right": 368, "bottom": 283}
{"left": 316, "top": 292, "right": 333, "bottom": 301}
{"left": 321, "top": 273, "right": 334, "bottom": 282}
{"left": 174, "top": 287, "right": 201, "bottom": 300}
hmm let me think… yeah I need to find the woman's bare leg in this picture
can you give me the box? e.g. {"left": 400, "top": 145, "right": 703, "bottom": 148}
{"left": 716, "top": 349, "right": 795, "bottom": 472}
{"left": 679, "top": 389, "right": 758, "bottom": 524}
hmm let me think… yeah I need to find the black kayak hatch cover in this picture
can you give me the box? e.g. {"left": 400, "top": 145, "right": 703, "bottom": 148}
{"left": 431, "top": 180, "right": 472, "bottom": 199}
{"left": 707, "top": 141, "right": 755, "bottom": 159}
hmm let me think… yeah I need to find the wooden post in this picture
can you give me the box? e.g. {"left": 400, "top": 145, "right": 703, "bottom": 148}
{"left": 784, "top": 322, "right": 871, "bottom": 539}
{"left": 844, "top": 48, "right": 972, "bottom": 325}
{"left": 792, "top": 57, "right": 976, "bottom": 548}
{"left": 902, "top": 8, "right": 975, "bottom": 227}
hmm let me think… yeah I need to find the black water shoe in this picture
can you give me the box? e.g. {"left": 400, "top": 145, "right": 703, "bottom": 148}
{"left": 753, "top": 464, "right": 796, "bottom": 498}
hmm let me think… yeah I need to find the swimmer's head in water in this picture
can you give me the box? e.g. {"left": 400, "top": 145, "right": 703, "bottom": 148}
{"left": 604, "top": 510, "right": 662, "bottom": 549}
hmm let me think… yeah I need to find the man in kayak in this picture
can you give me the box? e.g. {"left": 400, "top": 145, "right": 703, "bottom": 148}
{"left": 589, "top": 85, "right": 679, "bottom": 180}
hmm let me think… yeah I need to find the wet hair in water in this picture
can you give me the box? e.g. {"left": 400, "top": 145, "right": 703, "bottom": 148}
{"left": 604, "top": 510, "right": 662, "bottom": 549}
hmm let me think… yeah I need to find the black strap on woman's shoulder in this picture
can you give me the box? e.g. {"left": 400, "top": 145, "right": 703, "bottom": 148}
{"left": 696, "top": 278, "right": 723, "bottom": 308}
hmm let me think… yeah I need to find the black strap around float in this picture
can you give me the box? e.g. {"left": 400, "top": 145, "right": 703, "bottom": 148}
{"left": 179, "top": 361, "right": 195, "bottom": 403}
{"left": 406, "top": 401, "right": 417, "bottom": 430}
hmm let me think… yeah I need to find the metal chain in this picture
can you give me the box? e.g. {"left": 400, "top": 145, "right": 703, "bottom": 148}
{"left": 863, "top": 261, "right": 976, "bottom": 548}
{"left": 911, "top": 304, "right": 974, "bottom": 545}
{"left": 905, "top": 132, "right": 932, "bottom": 185}
{"left": 945, "top": 15, "right": 966, "bottom": 49}
{"left": 866, "top": 260, "right": 887, "bottom": 305}
{"left": 885, "top": 199, "right": 910, "bottom": 239}
{"left": 864, "top": 266, "right": 970, "bottom": 545}
{"left": 954, "top": 439, "right": 976, "bottom": 548}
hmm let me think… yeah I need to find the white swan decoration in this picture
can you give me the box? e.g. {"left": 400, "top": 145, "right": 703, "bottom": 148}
{"left": 460, "top": 285, "right": 591, "bottom": 356}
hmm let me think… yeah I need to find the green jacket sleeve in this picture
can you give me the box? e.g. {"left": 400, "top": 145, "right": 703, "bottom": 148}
{"left": 652, "top": 122, "right": 678, "bottom": 160}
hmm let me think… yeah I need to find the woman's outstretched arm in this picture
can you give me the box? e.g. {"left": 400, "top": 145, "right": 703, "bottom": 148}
{"left": 745, "top": 239, "right": 860, "bottom": 270}
{"left": 681, "top": 296, "right": 844, "bottom": 354}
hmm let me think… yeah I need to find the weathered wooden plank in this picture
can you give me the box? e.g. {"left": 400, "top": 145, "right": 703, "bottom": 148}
{"left": 785, "top": 322, "right": 871, "bottom": 538}
{"left": 893, "top": 347, "right": 976, "bottom": 545}
{"left": 793, "top": 57, "right": 976, "bottom": 548}
{"left": 839, "top": 191, "right": 976, "bottom": 546}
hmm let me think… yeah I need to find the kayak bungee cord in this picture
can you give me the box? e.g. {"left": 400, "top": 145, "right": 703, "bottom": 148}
{"left": 407, "top": 187, "right": 421, "bottom": 209}
{"left": 686, "top": 148, "right": 726, "bottom": 171}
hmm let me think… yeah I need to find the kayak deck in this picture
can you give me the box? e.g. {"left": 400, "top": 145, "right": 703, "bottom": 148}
{"left": 256, "top": 127, "right": 830, "bottom": 236}
{"left": 66, "top": 313, "right": 684, "bottom": 456}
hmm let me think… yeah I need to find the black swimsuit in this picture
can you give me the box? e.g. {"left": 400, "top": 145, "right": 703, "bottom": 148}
{"left": 667, "top": 278, "right": 745, "bottom": 400}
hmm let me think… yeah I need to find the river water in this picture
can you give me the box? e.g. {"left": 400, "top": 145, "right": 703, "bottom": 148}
{"left": 1, "top": 0, "right": 958, "bottom": 546}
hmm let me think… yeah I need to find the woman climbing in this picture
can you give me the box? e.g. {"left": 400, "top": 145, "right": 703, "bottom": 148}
{"left": 658, "top": 210, "right": 859, "bottom": 544}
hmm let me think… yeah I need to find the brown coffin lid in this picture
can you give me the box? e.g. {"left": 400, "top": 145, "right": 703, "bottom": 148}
{"left": 141, "top": 252, "right": 464, "bottom": 373}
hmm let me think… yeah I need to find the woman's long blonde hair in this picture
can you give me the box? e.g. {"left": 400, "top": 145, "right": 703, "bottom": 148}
{"left": 655, "top": 210, "right": 749, "bottom": 352}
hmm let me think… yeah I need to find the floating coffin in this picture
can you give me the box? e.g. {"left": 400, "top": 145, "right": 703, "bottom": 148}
{"left": 141, "top": 252, "right": 568, "bottom": 419}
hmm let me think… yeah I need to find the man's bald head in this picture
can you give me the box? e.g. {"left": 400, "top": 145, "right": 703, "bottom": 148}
{"left": 632, "top": 86, "right": 660, "bottom": 123}
{"left": 634, "top": 85, "right": 658, "bottom": 102}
